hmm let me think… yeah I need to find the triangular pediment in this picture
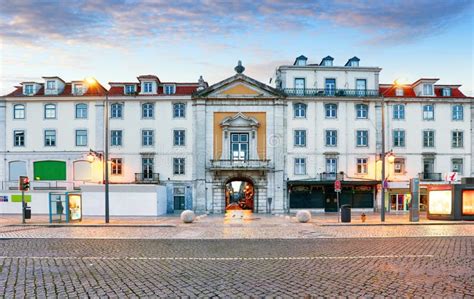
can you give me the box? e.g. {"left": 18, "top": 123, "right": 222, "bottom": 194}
{"left": 221, "top": 83, "right": 260, "bottom": 95}
{"left": 221, "top": 112, "right": 260, "bottom": 128}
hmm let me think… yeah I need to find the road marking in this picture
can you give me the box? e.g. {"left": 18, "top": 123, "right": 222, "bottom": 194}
{"left": 0, "top": 254, "right": 434, "bottom": 261}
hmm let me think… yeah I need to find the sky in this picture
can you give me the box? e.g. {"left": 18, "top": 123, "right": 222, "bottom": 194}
{"left": 0, "top": 0, "right": 473, "bottom": 95}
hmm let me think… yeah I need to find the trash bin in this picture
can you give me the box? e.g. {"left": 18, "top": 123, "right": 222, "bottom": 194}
{"left": 341, "top": 205, "right": 351, "bottom": 223}
{"left": 24, "top": 206, "right": 31, "bottom": 219}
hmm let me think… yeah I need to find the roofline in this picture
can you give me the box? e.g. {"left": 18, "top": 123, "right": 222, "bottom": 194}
{"left": 278, "top": 65, "right": 381, "bottom": 71}
{"left": 42, "top": 76, "right": 66, "bottom": 83}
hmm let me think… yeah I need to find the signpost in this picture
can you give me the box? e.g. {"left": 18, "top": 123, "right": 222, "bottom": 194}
{"left": 335, "top": 180, "right": 341, "bottom": 222}
{"left": 409, "top": 178, "right": 419, "bottom": 222}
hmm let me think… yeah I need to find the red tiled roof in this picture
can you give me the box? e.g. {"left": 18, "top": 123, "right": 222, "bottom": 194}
{"left": 4, "top": 82, "right": 107, "bottom": 97}
{"left": 380, "top": 84, "right": 466, "bottom": 98}
{"left": 108, "top": 83, "right": 198, "bottom": 96}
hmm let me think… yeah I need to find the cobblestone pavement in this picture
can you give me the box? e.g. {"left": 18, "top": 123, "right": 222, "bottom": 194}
{"left": 0, "top": 237, "right": 472, "bottom": 297}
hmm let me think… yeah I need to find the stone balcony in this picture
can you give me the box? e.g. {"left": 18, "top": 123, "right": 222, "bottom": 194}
{"left": 208, "top": 159, "right": 272, "bottom": 171}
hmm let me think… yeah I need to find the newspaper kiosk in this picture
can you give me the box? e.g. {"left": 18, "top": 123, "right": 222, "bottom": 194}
{"left": 49, "top": 192, "right": 82, "bottom": 223}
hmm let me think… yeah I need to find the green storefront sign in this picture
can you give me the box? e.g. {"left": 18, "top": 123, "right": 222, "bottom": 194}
{"left": 33, "top": 161, "right": 66, "bottom": 181}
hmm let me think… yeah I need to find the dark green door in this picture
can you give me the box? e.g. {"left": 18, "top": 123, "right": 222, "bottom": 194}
{"left": 325, "top": 192, "right": 338, "bottom": 212}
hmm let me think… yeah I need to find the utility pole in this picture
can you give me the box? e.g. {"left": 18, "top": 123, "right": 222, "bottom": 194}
{"left": 381, "top": 95, "right": 386, "bottom": 222}
{"left": 104, "top": 91, "right": 110, "bottom": 223}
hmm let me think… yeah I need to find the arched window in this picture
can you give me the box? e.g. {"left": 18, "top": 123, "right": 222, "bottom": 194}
{"left": 44, "top": 104, "right": 56, "bottom": 119}
{"left": 355, "top": 104, "right": 368, "bottom": 119}
{"left": 13, "top": 104, "right": 25, "bottom": 119}
{"left": 75, "top": 103, "right": 88, "bottom": 119}
{"left": 111, "top": 103, "right": 123, "bottom": 118}
{"left": 293, "top": 103, "right": 307, "bottom": 118}
{"left": 9, "top": 161, "right": 27, "bottom": 181}
{"left": 142, "top": 103, "right": 154, "bottom": 118}
{"left": 173, "top": 103, "right": 186, "bottom": 118}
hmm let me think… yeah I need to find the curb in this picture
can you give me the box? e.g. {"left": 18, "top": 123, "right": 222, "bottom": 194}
{"left": 6, "top": 224, "right": 177, "bottom": 228}
{"left": 320, "top": 222, "right": 473, "bottom": 226}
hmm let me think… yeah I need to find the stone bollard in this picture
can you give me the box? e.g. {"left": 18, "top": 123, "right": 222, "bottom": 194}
{"left": 296, "top": 210, "right": 311, "bottom": 223}
{"left": 180, "top": 210, "right": 196, "bottom": 223}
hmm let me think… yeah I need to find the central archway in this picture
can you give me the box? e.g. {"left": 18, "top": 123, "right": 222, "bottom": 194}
{"left": 224, "top": 177, "right": 255, "bottom": 211}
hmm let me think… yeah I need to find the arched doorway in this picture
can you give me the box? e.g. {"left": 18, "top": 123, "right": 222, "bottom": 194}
{"left": 224, "top": 178, "right": 255, "bottom": 211}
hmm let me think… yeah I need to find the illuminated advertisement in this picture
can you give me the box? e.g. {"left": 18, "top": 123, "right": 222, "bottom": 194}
{"left": 428, "top": 190, "right": 452, "bottom": 215}
{"left": 462, "top": 190, "right": 474, "bottom": 216}
{"left": 68, "top": 194, "right": 82, "bottom": 221}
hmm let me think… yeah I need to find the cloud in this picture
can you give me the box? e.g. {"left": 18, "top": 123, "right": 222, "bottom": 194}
{"left": 0, "top": 0, "right": 471, "bottom": 47}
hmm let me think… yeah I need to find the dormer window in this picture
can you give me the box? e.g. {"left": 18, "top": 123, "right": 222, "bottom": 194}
{"left": 46, "top": 80, "right": 56, "bottom": 90}
{"left": 143, "top": 82, "right": 153, "bottom": 93}
{"left": 395, "top": 88, "right": 404, "bottom": 96}
{"left": 323, "top": 60, "right": 333, "bottom": 66}
{"left": 125, "top": 85, "right": 135, "bottom": 95}
{"left": 73, "top": 84, "right": 83, "bottom": 95}
{"left": 442, "top": 88, "right": 451, "bottom": 97}
{"left": 422, "top": 84, "right": 433, "bottom": 96}
{"left": 294, "top": 55, "right": 308, "bottom": 66}
{"left": 164, "top": 84, "right": 176, "bottom": 95}
{"left": 24, "top": 84, "right": 34, "bottom": 95}
{"left": 350, "top": 60, "right": 359, "bottom": 67}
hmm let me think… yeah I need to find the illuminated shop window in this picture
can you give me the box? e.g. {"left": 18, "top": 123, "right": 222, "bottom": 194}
{"left": 462, "top": 190, "right": 474, "bottom": 216}
{"left": 428, "top": 190, "right": 452, "bottom": 215}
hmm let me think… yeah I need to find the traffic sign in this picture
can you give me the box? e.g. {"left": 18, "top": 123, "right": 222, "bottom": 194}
{"left": 334, "top": 180, "right": 341, "bottom": 192}
{"left": 446, "top": 172, "right": 457, "bottom": 182}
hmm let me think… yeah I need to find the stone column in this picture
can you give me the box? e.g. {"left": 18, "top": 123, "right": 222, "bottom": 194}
{"left": 193, "top": 99, "right": 207, "bottom": 212}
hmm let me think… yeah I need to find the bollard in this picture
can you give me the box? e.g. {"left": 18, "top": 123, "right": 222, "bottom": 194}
{"left": 180, "top": 210, "right": 196, "bottom": 223}
{"left": 296, "top": 210, "right": 311, "bottom": 223}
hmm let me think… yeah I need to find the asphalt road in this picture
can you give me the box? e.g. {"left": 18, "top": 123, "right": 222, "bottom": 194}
{"left": 0, "top": 237, "right": 472, "bottom": 297}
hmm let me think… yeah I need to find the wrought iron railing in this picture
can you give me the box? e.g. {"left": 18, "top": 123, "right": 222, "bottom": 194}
{"left": 319, "top": 172, "right": 344, "bottom": 181}
{"left": 283, "top": 88, "right": 379, "bottom": 97}
{"left": 134, "top": 173, "right": 160, "bottom": 183}
{"left": 209, "top": 159, "right": 271, "bottom": 169}
{"left": 418, "top": 172, "right": 442, "bottom": 181}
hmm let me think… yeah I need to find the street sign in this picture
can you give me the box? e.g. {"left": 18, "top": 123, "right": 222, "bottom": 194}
{"left": 334, "top": 180, "right": 341, "bottom": 192}
{"left": 446, "top": 172, "right": 458, "bottom": 182}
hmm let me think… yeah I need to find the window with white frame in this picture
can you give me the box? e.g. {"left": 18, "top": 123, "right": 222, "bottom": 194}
{"left": 173, "top": 130, "right": 185, "bottom": 146}
{"left": 44, "top": 104, "right": 56, "bottom": 119}
{"left": 393, "top": 104, "right": 405, "bottom": 120}
{"left": 111, "top": 158, "right": 123, "bottom": 175}
{"left": 44, "top": 130, "right": 56, "bottom": 146}
{"left": 393, "top": 129, "right": 405, "bottom": 147}
{"left": 394, "top": 158, "right": 405, "bottom": 174}
{"left": 452, "top": 105, "right": 463, "bottom": 121}
{"left": 452, "top": 131, "right": 463, "bottom": 148}
{"left": 13, "top": 104, "right": 25, "bottom": 119}
{"left": 325, "top": 130, "right": 337, "bottom": 147}
{"left": 423, "top": 104, "right": 434, "bottom": 120}
{"left": 125, "top": 85, "right": 135, "bottom": 95}
{"left": 14, "top": 130, "right": 25, "bottom": 147}
{"left": 355, "top": 104, "right": 368, "bottom": 119}
{"left": 24, "top": 84, "right": 34, "bottom": 95}
{"left": 75, "top": 103, "right": 88, "bottom": 119}
{"left": 46, "top": 80, "right": 56, "bottom": 90}
{"left": 173, "top": 103, "right": 186, "bottom": 118}
{"left": 451, "top": 158, "right": 463, "bottom": 175}
{"left": 294, "top": 103, "right": 307, "bottom": 118}
{"left": 111, "top": 103, "right": 123, "bottom": 118}
{"left": 173, "top": 158, "right": 185, "bottom": 175}
{"left": 356, "top": 158, "right": 368, "bottom": 174}
{"left": 423, "top": 84, "right": 433, "bottom": 95}
{"left": 356, "top": 130, "right": 368, "bottom": 147}
{"left": 294, "top": 158, "right": 306, "bottom": 175}
{"left": 294, "top": 78, "right": 305, "bottom": 95}
{"left": 142, "top": 130, "right": 154, "bottom": 146}
{"left": 423, "top": 130, "right": 435, "bottom": 148}
{"left": 395, "top": 88, "right": 404, "bottom": 96}
{"left": 111, "top": 130, "right": 122, "bottom": 146}
{"left": 73, "top": 84, "right": 83, "bottom": 95}
{"left": 75, "top": 130, "right": 87, "bottom": 146}
{"left": 326, "top": 158, "right": 337, "bottom": 173}
{"left": 325, "top": 103, "right": 337, "bottom": 118}
{"left": 294, "top": 130, "right": 306, "bottom": 147}
{"left": 442, "top": 88, "right": 451, "bottom": 96}
{"left": 164, "top": 84, "right": 176, "bottom": 95}
{"left": 142, "top": 103, "right": 154, "bottom": 118}
{"left": 143, "top": 82, "right": 153, "bottom": 93}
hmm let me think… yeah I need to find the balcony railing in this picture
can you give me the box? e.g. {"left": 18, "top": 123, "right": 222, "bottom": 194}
{"left": 134, "top": 173, "right": 160, "bottom": 183}
{"left": 418, "top": 172, "right": 442, "bottom": 181}
{"left": 319, "top": 172, "right": 344, "bottom": 181}
{"left": 209, "top": 159, "right": 271, "bottom": 170}
{"left": 283, "top": 88, "right": 379, "bottom": 97}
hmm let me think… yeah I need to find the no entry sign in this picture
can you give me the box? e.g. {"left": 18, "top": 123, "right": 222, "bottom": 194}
{"left": 334, "top": 180, "right": 341, "bottom": 192}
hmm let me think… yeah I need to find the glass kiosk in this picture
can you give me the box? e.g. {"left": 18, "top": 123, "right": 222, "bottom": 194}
{"left": 49, "top": 192, "right": 82, "bottom": 223}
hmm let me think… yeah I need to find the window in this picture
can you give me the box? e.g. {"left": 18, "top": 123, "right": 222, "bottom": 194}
{"left": 44, "top": 130, "right": 56, "bottom": 146}
{"left": 393, "top": 129, "right": 405, "bottom": 147}
{"left": 46, "top": 80, "right": 56, "bottom": 90}
{"left": 142, "top": 158, "right": 154, "bottom": 179}
{"left": 125, "top": 85, "right": 135, "bottom": 95}
{"left": 75, "top": 103, "right": 88, "bottom": 119}
{"left": 111, "top": 158, "right": 122, "bottom": 175}
{"left": 174, "top": 130, "right": 185, "bottom": 146}
{"left": 142, "top": 103, "right": 154, "bottom": 118}
{"left": 452, "top": 105, "right": 463, "bottom": 121}
{"left": 452, "top": 131, "right": 463, "bottom": 148}
{"left": 350, "top": 60, "right": 359, "bottom": 67}
{"left": 325, "top": 103, "right": 337, "bottom": 118}
{"left": 355, "top": 104, "right": 368, "bottom": 119}
{"left": 356, "top": 130, "right": 368, "bottom": 147}
{"left": 395, "top": 88, "right": 404, "bottom": 96}
{"left": 294, "top": 103, "right": 307, "bottom": 118}
{"left": 111, "top": 130, "right": 122, "bottom": 146}
{"left": 13, "top": 104, "right": 25, "bottom": 119}
{"left": 14, "top": 130, "right": 25, "bottom": 147}
{"left": 111, "top": 103, "right": 123, "bottom": 118}
{"left": 173, "top": 187, "right": 186, "bottom": 210}
{"left": 142, "top": 130, "right": 154, "bottom": 146}
{"left": 423, "top": 158, "right": 435, "bottom": 175}
{"left": 44, "top": 104, "right": 56, "bottom": 119}
{"left": 452, "top": 159, "right": 463, "bottom": 175}
{"left": 323, "top": 60, "right": 333, "bottom": 66}
{"left": 442, "top": 88, "right": 451, "bottom": 97}
{"left": 231, "top": 133, "right": 249, "bottom": 160}
{"left": 326, "top": 158, "right": 337, "bottom": 173}
{"left": 164, "top": 84, "right": 176, "bottom": 95}
{"left": 423, "top": 84, "right": 433, "bottom": 95}
{"left": 173, "top": 158, "right": 185, "bottom": 175}
{"left": 294, "top": 130, "right": 306, "bottom": 147}
{"left": 394, "top": 158, "right": 405, "bottom": 174}
{"left": 294, "top": 158, "right": 306, "bottom": 175}
{"left": 173, "top": 103, "right": 186, "bottom": 118}
{"left": 356, "top": 79, "right": 367, "bottom": 96}
{"left": 296, "top": 58, "right": 306, "bottom": 66}
{"left": 423, "top": 130, "right": 435, "bottom": 148}
{"left": 75, "top": 130, "right": 87, "bottom": 146}
{"left": 356, "top": 158, "right": 368, "bottom": 174}
{"left": 393, "top": 104, "right": 405, "bottom": 120}
{"left": 423, "top": 104, "right": 434, "bottom": 120}
{"left": 325, "top": 79, "right": 336, "bottom": 96}
{"left": 24, "top": 84, "right": 34, "bottom": 95}
{"left": 325, "top": 130, "right": 337, "bottom": 147}
{"left": 294, "top": 78, "right": 305, "bottom": 95}
{"left": 73, "top": 84, "right": 83, "bottom": 95}
{"left": 144, "top": 82, "right": 153, "bottom": 93}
